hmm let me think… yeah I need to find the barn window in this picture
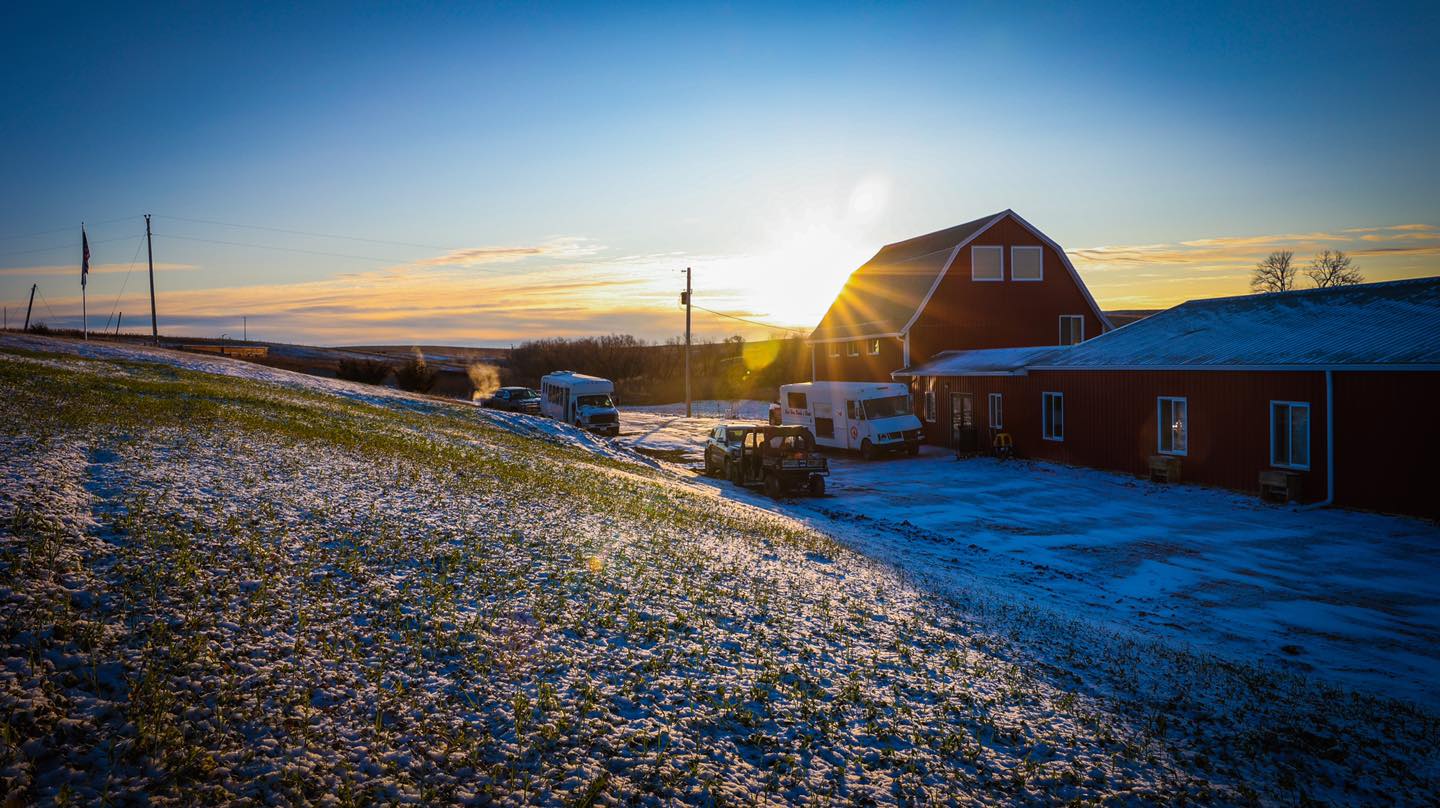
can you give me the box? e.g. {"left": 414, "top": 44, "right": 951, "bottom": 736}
{"left": 988, "top": 393, "right": 1003, "bottom": 429}
{"left": 1011, "top": 246, "right": 1043, "bottom": 281}
{"left": 924, "top": 390, "right": 937, "bottom": 422}
{"left": 786, "top": 392, "right": 808, "bottom": 410}
{"left": 1042, "top": 392, "right": 1064, "bottom": 440}
{"left": 827, "top": 342, "right": 839, "bottom": 357}
{"left": 972, "top": 246, "right": 1003, "bottom": 281}
{"left": 1271, "top": 401, "right": 1311, "bottom": 469}
{"left": 847, "top": 341, "right": 860, "bottom": 357}
{"left": 867, "top": 338, "right": 881, "bottom": 355}
{"left": 1157, "top": 397, "right": 1188, "bottom": 455}
{"left": 1059, "top": 315, "right": 1085, "bottom": 346}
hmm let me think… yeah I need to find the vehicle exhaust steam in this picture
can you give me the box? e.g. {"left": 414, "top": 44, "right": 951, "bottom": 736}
{"left": 468, "top": 363, "right": 501, "bottom": 400}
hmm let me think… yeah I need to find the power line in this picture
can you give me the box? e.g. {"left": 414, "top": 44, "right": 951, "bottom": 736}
{"left": 691, "top": 303, "right": 805, "bottom": 335}
{"left": 154, "top": 213, "right": 459, "bottom": 252}
{"left": 34, "top": 288, "right": 58, "bottom": 322}
{"left": 0, "top": 233, "right": 140, "bottom": 260}
{"left": 105, "top": 235, "right": 148, "bottom": 330}
{"left": 0, "top": 215, "right": 141, "bottom": 243}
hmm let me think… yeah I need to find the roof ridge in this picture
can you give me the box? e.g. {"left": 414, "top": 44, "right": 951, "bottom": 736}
{"left": 1176, "top": 274, "right": 1440, "bottom": 309}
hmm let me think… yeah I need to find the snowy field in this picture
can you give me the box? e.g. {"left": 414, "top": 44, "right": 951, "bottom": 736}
{"left": 3, "top": 335, "right": 1438, "bottom": 805}
{"left": 618, "top": 403, "right": 1440, "bottom": 707}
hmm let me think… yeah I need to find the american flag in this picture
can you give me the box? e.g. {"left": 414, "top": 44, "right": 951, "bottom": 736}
{"left": 81, "top": 226, "right": 90, "bottom": 288}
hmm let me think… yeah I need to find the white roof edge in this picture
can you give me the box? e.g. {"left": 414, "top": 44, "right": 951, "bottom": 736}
{"left": 806, "top": 332, "right": 902, "bottom": 344}
{"left": 1004, "top": 209, "right": 1114, "bottom": 332}
{"left": 1024, "top": 363, "right": 1440, "bottom": 373}
{"left": 898, "top": 213, "right": 1007, "bottom": 335}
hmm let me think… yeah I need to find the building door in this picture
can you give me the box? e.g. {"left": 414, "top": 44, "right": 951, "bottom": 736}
{"left": 951, "top": 393, "right": 976, "bottom": 453}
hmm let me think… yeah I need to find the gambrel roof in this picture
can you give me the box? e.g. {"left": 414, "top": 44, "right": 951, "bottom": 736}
{"left": 808, "top": 210, "right": 1109, "bottom": 342}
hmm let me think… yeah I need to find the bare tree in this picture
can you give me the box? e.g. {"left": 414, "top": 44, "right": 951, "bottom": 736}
{"left": 1251, "top": 250, "right": 1297, "bottom": 293}
{"left": 1306, "top": 250, "right": 1364, "bottom": 288}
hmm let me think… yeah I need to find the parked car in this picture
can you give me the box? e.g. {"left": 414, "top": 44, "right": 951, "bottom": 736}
{"left": 728, "top": 425, "right": 829, "bottom": 497}
{"left": 481, "top": 386, "right": 541, "bottom": 413}
{"left": 702, "top": 424, "right": 756, "bottom": 478}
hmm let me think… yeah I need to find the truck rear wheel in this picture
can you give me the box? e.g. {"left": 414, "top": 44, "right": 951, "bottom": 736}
{"left": 808, "top": 475, "right": 825, "bottom": 497}
{"left": 764, "top": 472, "right": 783, "bottom": 498}
{"left": 860, "top": 439, "right": 877, "bottom": 461}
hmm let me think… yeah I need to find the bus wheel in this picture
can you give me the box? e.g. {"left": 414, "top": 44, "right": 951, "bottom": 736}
{"left": 764, "top": 473, "right": 783, "bottom": 498}
{"left": 808, "top": 475, "right": 826, "bottom": 497}
{"left": 860, "top": 439, "right": 877, "bottom": 461}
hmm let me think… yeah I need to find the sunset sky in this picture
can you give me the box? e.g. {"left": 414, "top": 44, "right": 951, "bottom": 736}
{"left": 3, "top": 2, "right": 1437, "bottom": 346}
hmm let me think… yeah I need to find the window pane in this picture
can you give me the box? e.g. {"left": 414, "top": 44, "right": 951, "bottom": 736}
{"left": 1012, "top": 247, "right": 1042, "bottom": 280}
{"left": 1055, "top": 396, "right": 1063, "bottom": 438}
{"left": 1291, "top": 405, "right": 1310, "bottom": 467}
{"left": 1272, "top": 404, "right": 1289, "bottom": 465}
{"left": 972, "top": 246, "right": 1003, "bottom": 280}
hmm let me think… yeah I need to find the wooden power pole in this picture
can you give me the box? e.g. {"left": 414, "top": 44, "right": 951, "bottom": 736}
{"left": 24, "top": 284, "right": 36, "bottom": 331}
{"left": 682, "top": 267, "right": 692, "bottom": 418}
{"left": 145, "top": 214, "right": 158, "bottom": 346}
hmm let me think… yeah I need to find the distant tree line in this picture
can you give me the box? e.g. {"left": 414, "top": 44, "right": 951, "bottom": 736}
{"left": 504, "top": 333, "right": 810, "bottom": 404}
{"left": 1252, "top": 249, "right": 1364, "bottom": 293}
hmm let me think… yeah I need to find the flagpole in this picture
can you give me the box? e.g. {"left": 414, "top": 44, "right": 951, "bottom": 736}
{"left": 81, "top": 222, "right": 88, "bottom": 341}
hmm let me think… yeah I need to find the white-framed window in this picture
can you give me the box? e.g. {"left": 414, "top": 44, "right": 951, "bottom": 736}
{"left": 924, "top": 390, "right": 936, "bottom": 423}
{"left": 867, "top": 338, "right": 881, "bottom": 355}
{"left": 847, "top": 341, "right": 859, "bottom": 357}
{"left": 1157, "top": 396, "right": 1188, "bottom": 456}
{"left": 786, "top": 391, "right": 808, "bottom": 410}
{"left": 988, "top": 392, "right": 1003, "bottom": 429}
{"left": 971, "top": 245, "right": 1003, "bottom": 281}
{"left": 827, "top": 342, "right": 839, "bottom": 358}
{"left": 1059, "top": 315, "right": 1085, "bottom": 346}
{"left": 1042, "top": 392, "right": 1064, "bottom": 441}
{"left": 1270, "top": 401, "right": 1311, "bottom": 469}
{"left": 1011, "top": 245, "right": 1043, "bottom": 281}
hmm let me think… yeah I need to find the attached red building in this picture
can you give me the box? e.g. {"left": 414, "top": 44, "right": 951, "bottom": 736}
{"left": 896, "top": 278, "right": 1440, "bottom": 519}
{"left": 809, "top": 210, "right": 1111, "bottom": 382}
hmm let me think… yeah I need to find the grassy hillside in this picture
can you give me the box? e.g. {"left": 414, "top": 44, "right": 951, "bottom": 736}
{"left": 1, "top": 343, "right": 1434, "bottom": 805}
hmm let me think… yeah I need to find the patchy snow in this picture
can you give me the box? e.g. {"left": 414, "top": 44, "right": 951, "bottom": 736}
{"left": 4, "top": 335, "right": 1438, "bottom": 804}
{"left": 619, "top": 405, "right": 1440, "bottom": 707}
{"left": 618, "top": 401, "right": 771, "bottom": 463}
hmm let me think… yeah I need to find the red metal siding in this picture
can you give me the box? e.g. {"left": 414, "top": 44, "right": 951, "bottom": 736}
{"left": 812, "top": 337, "right": 905, "bottom": 382}
{"left": 913, "top": 370, "right": 1332, "bottom": 500}
{"left": 908, "top": 216, "right": 1107, "bottom": 365}
{"left": 1332, "top": 371, "right": 1440, "bottom": 518}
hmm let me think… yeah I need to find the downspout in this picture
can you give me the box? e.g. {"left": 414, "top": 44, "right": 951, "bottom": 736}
{"left": 1304, "top": 369, "right": 1335, "bottom": 509}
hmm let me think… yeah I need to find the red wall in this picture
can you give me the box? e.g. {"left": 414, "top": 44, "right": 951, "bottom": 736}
{"left": 911, "top": 369, "right": 1440, "bottom": 518}
{"left": 812, "top": 337, "right": 905, "bottom": 382}
{"left": 908, "top": 216, "right": 1108, "bottom": 366}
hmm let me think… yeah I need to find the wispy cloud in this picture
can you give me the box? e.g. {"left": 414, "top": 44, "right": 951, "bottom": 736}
{"left": 405, "top": 237, "right": 605, "bottom": 268}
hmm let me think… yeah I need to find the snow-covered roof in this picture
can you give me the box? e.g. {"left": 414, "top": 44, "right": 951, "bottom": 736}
{"left": 893, "top": 345, "right": 1064, "bottom": 377}
{"left": 1032, "top": 276, "right": 1440, "bottom": 370}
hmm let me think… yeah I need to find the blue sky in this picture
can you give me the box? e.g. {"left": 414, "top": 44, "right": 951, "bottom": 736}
{"left": 2, "top": 1, "right": 1437, "bottom": 344}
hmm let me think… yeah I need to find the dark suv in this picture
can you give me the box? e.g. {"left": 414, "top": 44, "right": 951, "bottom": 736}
{"left": 703, "top": 424, "right": 755, "bottom": 478}
{"left": 481, "top": 386, "right": 541, "bottom": 414}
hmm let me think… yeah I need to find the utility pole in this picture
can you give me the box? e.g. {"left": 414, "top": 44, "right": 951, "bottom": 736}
{"left": 24, "top": 284, "right": 36, "bottom": 331}
{"left": 682, "top": 267, "right": 692, "bottom": 418}
{"left": 243, "top": 316, "right": 247, "bottom": 342}
{"left": 116, "top": 312, "right": 122, "bottom": 335}
{"left": 146, "top": 214, "right": 158, "bottom": 346}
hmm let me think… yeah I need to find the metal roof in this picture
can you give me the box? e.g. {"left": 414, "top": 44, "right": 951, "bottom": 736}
{"left": 893, "top": 345, "right": 1065, "bottom": 377}
{"left": 809, "top": 212, "right": 1004, "bottom": 341}
{"left": 1032, "top": 276, "right": 1440, "bottom": 370}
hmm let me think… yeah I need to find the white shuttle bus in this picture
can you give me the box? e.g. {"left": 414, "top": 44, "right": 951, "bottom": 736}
{"left": 777, "top": 381, "right": 923, "bottom": 459}
{"left": 539, "top": 371, "right": 621, "bottom": 436}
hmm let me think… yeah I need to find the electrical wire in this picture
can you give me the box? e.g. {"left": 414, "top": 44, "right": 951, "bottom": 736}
{"left": 34, "top": 288, "right": 58, "bottom": 323}
{"left": 104, "top": 235, "right": 147, "bottom": 331}
{"left": 691, "top": 303, "right": 805, "bottom": 334}
{"left": 0, "top": 233, "right": 140, "bottom": 259}
{"left": 154, "top": 214, "right": 459, "bottom": 252}
{"left": 0, "top": 215, "right": 141, "bottom": 243}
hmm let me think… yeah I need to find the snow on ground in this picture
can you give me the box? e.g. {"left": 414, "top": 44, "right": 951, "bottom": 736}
{"left": 4, "top": 335, "right": 1439, "bottom": 804}
{"left": 618, "top": 401, "right": 770, "bottom": 463}
{"left": 618, "top": 404, "right": 1440, "bottom": 707}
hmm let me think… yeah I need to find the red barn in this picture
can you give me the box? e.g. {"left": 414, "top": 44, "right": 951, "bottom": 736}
{"left": 896, "top": 277, "right": 1440, "bottom": 518}
{"left": 808, "top": 210, "right": 1111, "bottom": 382}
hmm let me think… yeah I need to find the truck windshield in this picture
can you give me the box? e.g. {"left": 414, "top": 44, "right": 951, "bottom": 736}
{"left": 576, "top": 394, "right": 614, "bottom": 408}
{"left": 863, "top": 395, "right": 912, "bottom": 420}
{"left": 514, "top": 389, "right": 538, "bottom": 399}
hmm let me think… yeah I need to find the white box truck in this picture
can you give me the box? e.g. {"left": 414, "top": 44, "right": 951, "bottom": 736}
{"left": 539, "top": 371, "right": 621, "bottom": 436}
{"left": 777, "top": 381, "right": 923, "bottom": 459}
